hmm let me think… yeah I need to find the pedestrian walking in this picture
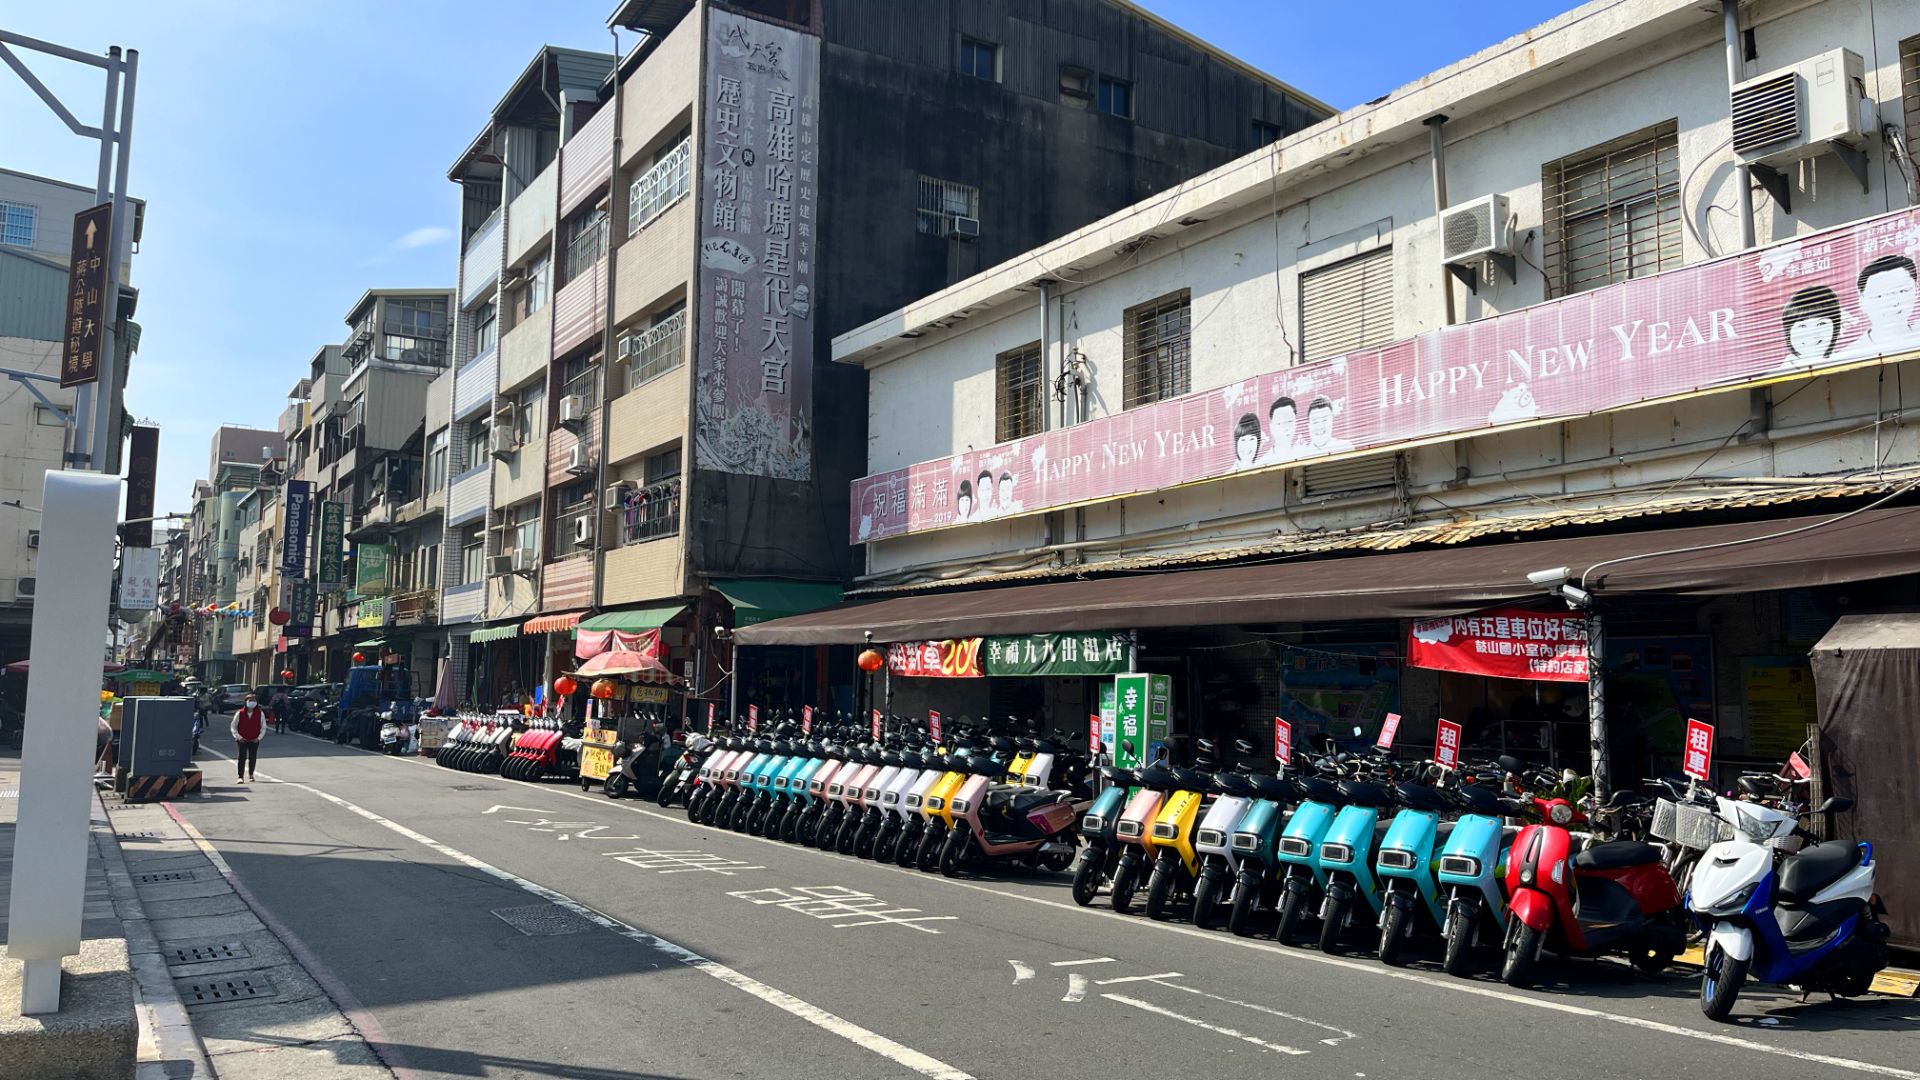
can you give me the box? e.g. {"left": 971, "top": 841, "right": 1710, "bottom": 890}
{"left": 231, "top": 693, "right": 268, "bottom": 782}
{"left": 270, "top": 686, "right": 291, "bottom": 734}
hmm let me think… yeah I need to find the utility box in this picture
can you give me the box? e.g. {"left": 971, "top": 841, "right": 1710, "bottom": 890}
{"left": 125, "top": 696, "right": 194, "bottom": 776}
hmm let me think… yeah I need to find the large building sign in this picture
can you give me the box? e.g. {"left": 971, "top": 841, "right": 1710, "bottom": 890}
{"left": 694, "top": 6, "right": 819, "bottom": 480}
{"left": 851, "top": 207, "right": 1920, "bottom": 543}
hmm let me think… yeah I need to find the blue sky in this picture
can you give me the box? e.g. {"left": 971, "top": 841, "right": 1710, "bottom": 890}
{"left": 2, "top": 0, "right": 1575, "bottom": 516}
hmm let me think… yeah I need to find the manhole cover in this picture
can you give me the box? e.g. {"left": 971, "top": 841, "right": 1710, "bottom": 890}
{"left": 491, "top": 904, "right": 588, "bottom": 937}
{"left": 137, "top": 871, "right": 197, "bottom": 884}
{"left": 178, "top": 976, "right": 273, "bottom": 1004}
{"left": 168, "top": 942, "right": 249, "bottom": 965}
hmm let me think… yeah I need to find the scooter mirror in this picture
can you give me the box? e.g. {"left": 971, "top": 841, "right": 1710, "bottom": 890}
{"left": 1497, "top": 754, "right": 1523, "bottom": 775}
{"left": 1815, "top": 796, "right": 1854, "bottom": 815}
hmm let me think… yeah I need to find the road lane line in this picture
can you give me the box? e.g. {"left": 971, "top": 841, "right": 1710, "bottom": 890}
{"left": 1050, "top": 957, "right": 1118, "bottom": 967}
{"left": 1146, "top": 978, "right": 1359, "bottom": 1046}
{"left": 1101, "top": 994, "right": 1309, "bottom": 1055}
{"left": 1095, "top": 971, "right": 1185, "bottom": 985}
{"left": 252, "top": 741, "right": 1920, "bottom": 1080}
{"left": 1063, "top": 974, "right": 1088, "bottom": 1003}
{"left": 1008, "top": 960, "right": 1034, "bottom": 984}
{"left": 194, "top": 753, "right": 976, "bottom": 1080}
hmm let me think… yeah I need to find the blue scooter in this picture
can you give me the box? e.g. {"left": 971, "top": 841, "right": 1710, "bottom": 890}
{"left": 1073, "top": 763, "right": 1137, "bottom": 906}
{"left": 1274, "top": 768, "right": 1343, "bottom": 944}
{"left": 1374, "top": 771, "right": 1450, "bottom": 965}
{"left": 1436, "top": 773, "right": 1520, "bottom": 976}
{"left": 1316, "top": 766, "right": 1396, "bottom": 955}
{"left": 1224, "top": 772, "right": 1297, "bottom": 936}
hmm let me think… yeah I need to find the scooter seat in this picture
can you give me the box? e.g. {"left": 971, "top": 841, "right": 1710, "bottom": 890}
{"left": 1777, "top": 841, "right": 1862, "bottom": 904}
{"left": 1138, "top": 765, "right": 1179, "bottom": 789}
{"left": 1572, "top": 839, "right": 1661, "bottom": 871}
{"left": 1170, "top": 767, "right": 1212, "bottom": 791}
{"left": 1338, "top": 781, "right": 1393, "bottom": 808}
{"left": 1250, "top": 775, "right": 1294, "bottom": 801}
{"left": 1215, "top": 773, "right": 1259, "bottom": 798}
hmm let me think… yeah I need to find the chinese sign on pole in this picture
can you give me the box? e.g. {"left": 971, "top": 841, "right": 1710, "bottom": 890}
{"left": 1434, "top": 718, "right": 1462, "bottom": 769}
{"left": 354, "top": 542, "right": 392, "bottom": 597}
{"left": 1407, "top": 608, "right": 1589, "bottom": 682}
{"left": 61, "top": 203, "right": 113, "bottom": 388}
{"left": 1683, "top": 717, "right": 1716, "bottom": 781}
{"left": 694, "top": 6, "right": 820, "bottom": 480}
{"left": 315, "top": 501, "right": 346, "bottom": 591}
{"left": 122, "top": 425, "right": 158, "bottom": 547}
{"left": 1112, "top": 673, "right": 1171, "bottom": 769}
{"left": 284, "top": 579, "right": 316, "bottom": 638}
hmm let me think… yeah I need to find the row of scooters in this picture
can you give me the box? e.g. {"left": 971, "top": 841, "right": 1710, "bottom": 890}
{"left": 673, "top": 720, "right": 1088, "bottom": 878}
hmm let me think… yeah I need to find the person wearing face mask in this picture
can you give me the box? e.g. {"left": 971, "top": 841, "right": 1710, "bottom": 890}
{"left": 230, "top": 693, "right": 269, "bottom": 783}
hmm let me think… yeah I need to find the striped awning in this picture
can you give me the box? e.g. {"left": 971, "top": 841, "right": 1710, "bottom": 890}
{"left": 469, "top": 624, "right": 521, "bottom": 644}
{"left": 524, "top": 612, "right": 582, "bottom": 635}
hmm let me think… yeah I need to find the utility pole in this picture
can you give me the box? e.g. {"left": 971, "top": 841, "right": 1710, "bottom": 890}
{"left": 0, "top": 31, "right": 139, "bottom": 472}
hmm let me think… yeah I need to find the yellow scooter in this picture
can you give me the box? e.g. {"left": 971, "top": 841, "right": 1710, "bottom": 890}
{"left": 1143, "top": 754, "right": 1217, "bottom": 920}
{"left": 914, "top": 749, "right": 977, "bottom": 872}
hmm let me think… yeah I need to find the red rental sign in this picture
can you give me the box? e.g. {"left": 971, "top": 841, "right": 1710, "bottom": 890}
{"left": 1090, "top": 713, "right": 1102, "bottom": 753}
{"left": 852, "top": 206, "right": 1920, "bottom": 543}
{"left": 1377, "top": 712, "right": 1402, "bottom": 749}
{"left": 1407, "top": 608, "right": 1590, "bottom": 683}
{"left": 1435, "top": 718, "right": 1462, "bottom": 769}
{"left": 747, "top": 704, "right": 759, "bottom": 733}
{"left": 928, "top": 710, "right": 942, "bottom": 743}
{"left": 801, "top": 705, "right": 813, "bottom": 735}
{"left": 1684, "top": 717, "right": 1716, "bottom": 781}
{"left": 707, "top": 701, "right": 716, "bottom": 732}
{"left": 871, "top": 709, "right": 883, "bottom": 741}
{"left": 1273, "top": 717, "right": 1292, "bottom": 766}
{"left": 886, "top": 639, "right": 983, "bottom": 678}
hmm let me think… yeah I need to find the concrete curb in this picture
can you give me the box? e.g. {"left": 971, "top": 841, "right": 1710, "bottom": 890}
{"left": 93, "top": 791, "right": 216, "bottom": 1080}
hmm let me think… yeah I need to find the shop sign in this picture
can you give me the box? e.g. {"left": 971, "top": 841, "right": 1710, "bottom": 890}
{"left": 355, "top": 542, "right": 393, "bottom": 598}
{"left": 694, "top": 7, "right": 821, "bottom": 480}
{"left": 887, "top": 638, "right": 982, "bottom": 678}
{"left": 1113, "top": 673, "right": 1171, "bottom": 769}
{"left": 123, "top": 425, "right": 158, "bottom": 548}
{"left": 315, "top": 501, "right": 346, "bottom": 590}
{"left": 1089, "top": 713, "right": 1102, "bottom": 754}
{"left": 1273, "top": 717, "right": 1292, "bottom": 767}
{"left": 984, "top": 632, "right": 1132, "bottom": 676}
{"left": 117, "top": 546, "right": 158, "bottom": 610}
{"left": 1434, "top": 718, "right": 1462, "bottom": 769}
{"left": 851, "top": 205, "right": 1920, "bottom": 544}
{"left": 281, "top": 480, "right": 313, "bottom": 577}
{"left": 60, "top": 202, "right": 111, "bottom": 388}
{"left": 871, "top": 709, "right": 882, "bottom": 741}
{"left": 1376, "top": 711, "right": 1402, "bottom": 750}
{"left": 1408, "top": 608, "right": 1589, "bottom": 682}
{"left": 1098, "top": 682, "right": 1117, "bottom": 756}
{"left": 284, "top": 579, "right": 316, "bottom": 638}
{"left": 747, "top": 704, "right": 759, "bottom": 733}
{"left": 632, "top": 685, "right": 669, "bottom": 704}
{"left": 801, "top": 705, "right": 813, "bottom": 735}
{"left": 1683, "top": 717, "right": 1716, "bottom": 781}
{"left": 928, "top": 709, "right": 942, "bottom": 743}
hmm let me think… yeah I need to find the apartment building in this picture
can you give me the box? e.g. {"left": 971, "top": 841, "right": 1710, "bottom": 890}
{"left": 438, "top": 0, "right": 1330, "bottom": 710}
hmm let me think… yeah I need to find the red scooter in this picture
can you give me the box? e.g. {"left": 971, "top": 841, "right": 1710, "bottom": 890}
{"left": 1499, "top": 763, "right": 1686, "bottom": 988}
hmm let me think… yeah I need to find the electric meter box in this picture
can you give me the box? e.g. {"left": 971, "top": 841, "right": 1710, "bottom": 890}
{"left": 125, "top": 696, "right": 195, "bottom": 776}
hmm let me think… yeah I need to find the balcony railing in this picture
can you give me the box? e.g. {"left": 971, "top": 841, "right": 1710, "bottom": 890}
{"left": 551, "top": 499, "right": 598, "bottom": 559}
{"left": 391, "top": 589, "right": 437, "bottom": 626}
{"left": 618, "top": 477, "right": 681, "bottom": 544}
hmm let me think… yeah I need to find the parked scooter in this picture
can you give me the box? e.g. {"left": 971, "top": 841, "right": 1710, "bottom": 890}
{"left": 915, "top": 746, "right": 979, "bottom": 871}
{"left": 1373, "top": 766, "right": 1452, "bottom": 964}
{"left": 1110, "top": 751, "right": 1173, "bottom": 913}
{"left": 896, "top": 747, "right": 955, "bottom": 866}
{"left": 1688, "top": 792, "right": 1888, "bottom": 1020}
{"left": 1273, "top": 763, "right": 1343, "bottom": 944}
{"left": 1223, "top": 771, "right": 1297, "bottom": 935}
{"left": 654, "top": 732, "right": 714, "bottom": 807}
{"left": 1316, "top": 758, "right": 1397, "bottom": 955}
{"left": 1073, "top": 762, "right": 1137, "bottom": 906}
{"left": 606, "top": 728, "right": 667, "bottom": 800}
{"left": 940, "top": 748, "right": 1081, "bottom": 878}
{"left": 1436, "top": 768, "right": 1523, "bottom": 975}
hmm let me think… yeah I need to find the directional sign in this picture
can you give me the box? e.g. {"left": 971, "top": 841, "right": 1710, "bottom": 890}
{"left": 61, "top": 203, "right": 113, "bottom": 388}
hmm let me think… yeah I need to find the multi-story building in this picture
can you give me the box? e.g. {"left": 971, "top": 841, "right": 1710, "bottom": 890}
{"left": 186, "top": 446, "right": 281, "bottom": 684}
{"left": 437, "top": 0, "right": 1330, "bottom": 710}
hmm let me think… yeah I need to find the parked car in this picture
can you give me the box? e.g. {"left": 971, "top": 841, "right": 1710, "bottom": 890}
{"left": 217, "top": 684, "right": 251, "bottom": 712}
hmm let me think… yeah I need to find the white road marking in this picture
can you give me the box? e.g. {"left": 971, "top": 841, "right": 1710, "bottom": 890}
{"left": 1008, "top": 960, "right": 1034, "bottom": 984}
{"left": 1063, "top": 973, "right": 1088, "bottom": 1003}
{"left": 1147, "top": 978, "right": 1359, "bottom": 1046}
{"left": 1101, "top": 994, "right": 1309, "bottom": 1055}
{"left": 207, "top": 758, "right": 976, "bottom": 1080}
{"left": 604, "top": 847, "right": 765, "bottom": 875}
{"left": 1095, "top": 971, "right": 1184, "bottom": 985}
{"left": 1049, "top": 957, "right": 1118, "bottom": 967}
{"left": 257, "top": 743, "right": 1920, "bottom": 1080}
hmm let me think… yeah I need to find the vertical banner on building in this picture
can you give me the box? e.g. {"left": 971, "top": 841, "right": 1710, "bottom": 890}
{"left": 315, "top": 501, "right": 346, "bottom": 591}
{"left": 1098, "top": 682, "right": 1117, "bottom": 758}
{"left": 1434, "top": 718, "right": 1462, "bottom": 769}
{"left": 354, "top": 542, "right": 392, "bottom": 597}
{"left": 747, "top": 703, "right": 759, "bottom": 733}
{"left": 122, "top": 425, "right": 159, "bottom": 548}
{"left": 1112, "top": 673, "right": 1171, "bottom": 769}
{"left": 284, "top": 579, "right": 316, "bottom": 638}
{"left": 870, "top": 708, "right": 882, "bottom": 741}
{"left": 280, "top": 480, "right": 313, "bottom": 578}
{"left": 117, "top": 546, "right": 159, "bottom": 610}
{"left": 694, "top": 6, "right": 819, "bottom": 480}
{"left": 1683, "top": 717, "right": 1716, "bottom": 781}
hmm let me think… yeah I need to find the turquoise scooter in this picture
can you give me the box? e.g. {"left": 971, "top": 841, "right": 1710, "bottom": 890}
{"left": 1374, "top": 770, "right": 1452, "bottom": 965}
{"left": 1224, "top": 772, "right": 1298, "bottom": 936}
{"left": 1436, "top": 773, "right": 1520, "bottom": 976}
{"left": 763, "top": 743, "right": 817, "bottom": 839}
{"left": 1316, "top": 766, "right": 1396, "bottom": 955}
{"left": 1273, "top": 768, "right": 1343, "bottom": 944}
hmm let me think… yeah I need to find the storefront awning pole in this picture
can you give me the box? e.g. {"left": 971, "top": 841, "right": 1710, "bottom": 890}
{"left": 1588, "top": 611, "right": 1611, "bottom": 801}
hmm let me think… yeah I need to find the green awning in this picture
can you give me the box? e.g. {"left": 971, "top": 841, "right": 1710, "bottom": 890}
{"left": 578, "top": 604, "right": 685, "bottom": 633}
{"left": 353, "top": 637, "right": 386, "bottom": 648}
{"left": 469, "top": 624, "right": 522, "bottom": 644}
{"left": 714, "top": 579, "right": 843, "bottom": 627}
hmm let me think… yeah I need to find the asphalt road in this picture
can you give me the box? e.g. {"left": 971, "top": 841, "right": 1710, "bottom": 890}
{"left": 177, "top": 729, "right": 1920, "bottom": 1080}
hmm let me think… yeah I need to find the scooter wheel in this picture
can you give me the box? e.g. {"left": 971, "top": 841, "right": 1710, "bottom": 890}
{"left": 1501, "top": 922, "right": 1542, "bottom": 988}
{"left": 656, "top": 781, "right": 677, "bottom": 809}
{"left": 1441, "top": 912, "right": 1472, "bottom": 976}
{"left": 1378, "top": 904, "right": 1411, "bottom": 966}
{"left": 1144, "top": 862, "right": 1175, "bottom": 921}
{"left": 938, "top": 828, "right": 969, "bottom": 877}
{"left": 1191, "top": 874, "right": 1221, "bottom": 930}
{"left": 1275, "top": 889, "right": 1307, "bottom": 944}
{"left": 916, "top": 827, "right": 944, "bottom": 872}
{"left": 605, "top": 773, "right": 630, "bottom": 800}
{"left": 1110, "top": 859, "right": 1140, "bottom": 914}
{"left": 895, "top": 824, "right": 922, "bottom": 867}
{"left": 1318, "top": 895, "right": 1350, "bottom": 955}
{"left": 1226, "top": 882, "right": 1257, "bottom": 937}
{"left": 1699, "top": 943, "right": 1748, "bottom": 1021}
{"left": 853, "top": 818, "right": 878, "bottom": 859}
{"left": 1070, "top": 851, "right": 1101, "bottom": 907}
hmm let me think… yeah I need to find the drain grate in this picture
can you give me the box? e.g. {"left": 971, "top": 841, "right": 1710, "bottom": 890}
{"left": 118, "top": 831, "right": 162, "bottom": 839}
{"left": 178, "top": 976, "right": 273, "bottom": 1004}
{"left": 168, "top": 942, "right": 250, "bottom": 965}
{"left": 137, "top": 871, "right": 197, "bottom": 884}
{"left": 491, "top": 904, "right": 588, "bottom": 937}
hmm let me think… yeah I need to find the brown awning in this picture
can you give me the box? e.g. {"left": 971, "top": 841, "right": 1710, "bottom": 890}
{"left": 736, "top": 506, "right": 1920, "bottom": 645}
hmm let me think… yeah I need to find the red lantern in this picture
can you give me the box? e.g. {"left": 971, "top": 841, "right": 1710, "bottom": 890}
{"left": 554, "top": 675, "right": 578, "bottom": 697}
{"left": 352, "top": 651, "right": 367, "bottom": 664}
{"left": 268, "top": 608, "right": 290, "bottom": 626}
{"left": 590, "top": 678, "right": 616, "bottom": 700}
{"left": 857, "top": 648, "right": 884, "bottom": 673}
{"left": 280, "top": 669, "right": 294, "bottom": 681}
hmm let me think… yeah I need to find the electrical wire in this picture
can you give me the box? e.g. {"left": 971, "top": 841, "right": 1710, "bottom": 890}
{"left": 1679, "top": 135, "right": 1735, "bottom": 259}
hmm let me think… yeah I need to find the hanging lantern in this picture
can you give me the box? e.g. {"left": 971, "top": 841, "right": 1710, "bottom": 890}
{"left": 280, "top": 669, "right": 295, "bottom": 681}
{"left": 554, "top": 675, "right": 578, "bottom": 697}
{"left": 352, "top": 651, "right": 367, "bottom": 664}
{"left": 857, "top": 648, "right": 884, "bottom": 673}
{"left": 269, "top": 608, "right": 290, "bottom": 626}
{"left": 590, "top": 678, "right": 616, "bottom": 700}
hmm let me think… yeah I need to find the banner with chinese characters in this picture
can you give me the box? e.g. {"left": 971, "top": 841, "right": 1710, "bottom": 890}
{"left": 315, "top": 500, "right": 346, "bottom": 591}
{"left": 983, "top": 632, "right": 1133, "bottom": 676}
{"left": 354, "top": 542, "right": 392, "bottom": 598}
{"left": 281, "top": 480, "right": 313, "bottom": 578}
{"left": 1407, "top": 608, "right": 1589, "bottom": 683}
{"left": 887, "top": 638, "right": 982, "bottom": 679}
{"left": 851, "top": 205, "right": 1920, "bottom": 543}
{"left": 283, "top": 578, "right": 316, "bottom": 638}
{"left": 694, "top": 6, "right": 819, "bottom": 480}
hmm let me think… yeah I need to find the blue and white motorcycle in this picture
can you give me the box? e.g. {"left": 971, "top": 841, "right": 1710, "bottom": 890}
{"left": 1687, "top": 794, "right": 1888, "bottom": 1021}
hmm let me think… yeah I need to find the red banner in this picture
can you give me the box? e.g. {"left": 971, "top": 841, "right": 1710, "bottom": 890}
{"left": 886, "top": 639, "right": 982, "bottom": 678}
{"left": 1408, "top": 608, "right": 1589, "bottom": 682}
{"left": 747, "top": 704, "right": 759, "bottom": 733}
{"left": 1435, "top": 718, "right": 1462, "bottom": 769}
{"left": 1090, "top": 713, "right": 1102, "bottom": 753}
{"left": 1376, "top": 711, "right": 1402, "bottom": 749}
{"left": 853, "top": 207, "right": 1920, "bottom": 543}
{"left": 871, "top": 709, "right": 883, "bottom": 741}
{"left": 928, "top": 710, "right": 942, "bottom": 743}
{"left": 707, "top": 701, "right": 716, "bottom": 732}
{"left": 802, "top": 705, "right": 813, "bottom": 735}
{"left": 1684, "top": 717, "right": 1716, "bottom": 781}
{"left": 1273, "top": 717, "right": 1292, "bottom": 766}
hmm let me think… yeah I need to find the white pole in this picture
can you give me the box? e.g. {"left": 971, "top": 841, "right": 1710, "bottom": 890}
{"left": 7, "top": 471, "right": 121, "bottom": 1014}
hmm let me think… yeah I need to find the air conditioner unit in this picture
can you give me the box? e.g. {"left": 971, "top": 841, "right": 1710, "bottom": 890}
{"left": 17, "top": 577, "right": 35, "bottom": 600}
{"left": 1439, "top": 193, "right": 1515, "bottom": 291}
{"left": 26, "top": 530, "right": 38, "bottom": 549}
{"left": 511, "top": 547, "right": 537, "bottom": 573}
{"left": 617, "top": 332, "right": 641, "bottom": 361}
{"left": 558, "top": 394, "right": 587, "bottom": 430}
{"left": 1731, "top": 48, "right": 1870, "bottom": 208}
{"left": 566, "top": 443, "right": 593, "bottom": 476}
{"left": 573, "top": 516, "right": 594, "bottom": 546}
{"left": 948, "top": 215, "right": 980, "bottom": 240}
{"left": 489, "top": 425, "right": 517, "bottom": 460}
{"left": 603, "top": 483, "right": 632, "bottom": 512}
{"left": 488, "top": 553, "right": 514, "bottom": 577}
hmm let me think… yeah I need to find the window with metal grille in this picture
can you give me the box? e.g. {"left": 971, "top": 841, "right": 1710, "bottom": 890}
{"left": 628, "top": 132, "right": 692, "bottom": 235}
{"left": 623, "top": 305, "right": 686, "bottom": 391}
{"left": 551, "top": 483, "right": 595, "bottom": 558}
{"left": 1299, "top": 248, "right": 1394, "bottom": 363}
{"left": 1541, "top": 120, "right": 1681, "bottom": 298}
{"left": 562, "top": 204, "right": 609, "bottom": 285}
{"left": 0, "top": 201, "right": 37, "bottom": 248}
{"left": 995, "top": 341, "right": 1044, "bottom": 441}
{"left": 1903, "top": 36, "right": 1920, "bottom": 159}
{"left": 1123, "top": 291, "right": 1191, "bottom": 409}
{"left": 916, "top": 177, "right": 979, "bottom": 236}
{"left": 621, "top": 448, "right": 682, "bottom": 543}
{"left": 960, "top": 37, "right": 999, "bottom": 82}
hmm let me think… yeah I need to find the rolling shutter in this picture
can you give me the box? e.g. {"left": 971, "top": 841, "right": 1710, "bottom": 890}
{"left": 1299, "top": 247, "right": 1394, "bottom": 363}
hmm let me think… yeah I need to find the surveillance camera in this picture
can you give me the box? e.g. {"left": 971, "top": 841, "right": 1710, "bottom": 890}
{"left": 1558, "top": 583, "right": 1593, "bottom": 610}
{"left": 711, "top": 625, "right": 732, "bottom": 641}
{"left": 1526, "top": 566, "right": 1572, "bottom": 587}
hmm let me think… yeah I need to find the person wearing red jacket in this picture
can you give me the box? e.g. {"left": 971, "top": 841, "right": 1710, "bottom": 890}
{"left": 230, "top": 694, "right": 269, "bottom": 782}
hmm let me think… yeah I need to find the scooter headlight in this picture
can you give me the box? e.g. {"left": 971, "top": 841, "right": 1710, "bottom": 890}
{"left": 1231, "top": 833, "right": 1259, "bottom": 852}
{"left": 1116, "top": 820, "right": 1142, "bottom": 838}
{"left": 1705, "top": 882, "right": 1759, "bottom": 916}
{"left": 926, "top": 796, "right": 945, "bottom": 810}
{"left": 1196, "top": 828, "right": 1226, "bottom": 848}
{"left": 1319, "top": 842, "right": 1353, "bottom": 865}
{"left": 905, "top": 794, "right": 923, "bottom": 808}
{"left": 1082, "top": 814, "right": 1106, "bottom": 832}
{"left": 1439, "top": 854, "right": 1480, "bottom": 878}
{"left": 1150, "top": 822, "right": 1179, "bottom": 841}
{"left": 1278, "top": 837, "right": 1312, "bottom": 857}
{"left": 1378, "top": 848, "right": 1415, "bottom": 871}
{"left": 951, "top": 798, "right": 971, "bottom": 813}
{"left": 1549, "top": 803, "right": 1574, "bottom": 825}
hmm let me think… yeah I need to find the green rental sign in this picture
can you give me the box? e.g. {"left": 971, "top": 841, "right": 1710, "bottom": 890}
{"left": 982, "top": 631, "right": 1132, "bottom": 676}
{"left": 1112, "top": 672, "right": 1171, "bottom": 768}
{"left": 355, "top": 542, "right": 392, "bottom": 598}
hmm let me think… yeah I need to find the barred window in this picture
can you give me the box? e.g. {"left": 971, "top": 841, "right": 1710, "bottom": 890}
{"left": 562, "top": 204, "right": 609, "bottom": 285}
{"left": 1542, "top": 120, "right": 1681, "bottom": 297}
{"left": 995, "top": 341, "right": 1043, "bottom": 441}
{"left": 1122, "top": 291, "right": 1191, "bottom": 409}
{"left": 1299, "top": 247, "right": 1394, "bottom": 363}
{"left": 622, "top": 305, "right": 687, "bottom": 391}
{"left": 628, "top": 133, "right": 692, "bottom": 235}
{"left": 916, "top": 176, "right": 979, "bottom": 236}
{"left": 0, "top": 201, "right": 37, "bottom": 248}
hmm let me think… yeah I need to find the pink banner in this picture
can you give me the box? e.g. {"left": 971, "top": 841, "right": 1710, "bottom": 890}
{"left": 852, "top": 208, "right": 1920, "bottom": 542}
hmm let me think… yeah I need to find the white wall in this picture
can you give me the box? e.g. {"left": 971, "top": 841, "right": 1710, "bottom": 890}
{"left": 0, "top": 337, "right": 71, "bottom": 603}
